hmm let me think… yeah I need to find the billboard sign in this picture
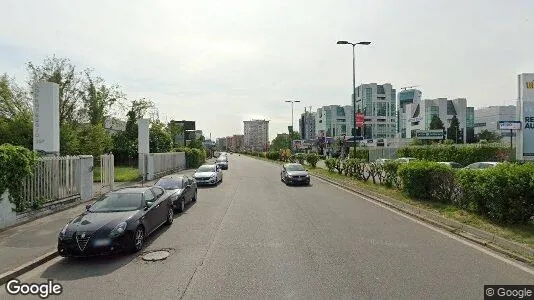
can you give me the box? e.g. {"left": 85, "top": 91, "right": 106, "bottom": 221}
{"left": 522, "top": 102, "right": 534, "bottom": 157}
{"left": 416, "top": 130, "right": 444, "bottom": 139}
{"left": 356, "top": 113, "right": 365, "bottom": 128}
{"left": 498, "top": 121, "right": 521, "bottom": 130}
{"left": 518, "top": 74, "right": 534, "bottom": 160}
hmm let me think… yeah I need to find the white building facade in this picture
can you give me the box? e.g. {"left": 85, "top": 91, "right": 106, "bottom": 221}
{"left": 404, "top": 98, "right": 475, "bottom": 143}
{"left": 474, "top": 105, "right": 516, "bottom": 142}
{"left": 397, "top": 89, "right": 422, "bottom": 138}
{"left": 315, "top": 105, "right": 354, "bottom": 138}
{"left": 354, "top": 83, "right": 397, "bottom": 139}
{"left": 243, "top": 119, "right": 269, "bottom": 151}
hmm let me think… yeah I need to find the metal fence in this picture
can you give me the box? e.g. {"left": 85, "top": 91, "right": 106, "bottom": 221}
{"left": 367, "top": 147, "right": 399, "bottom": 161}
{"left": 151, "top": 152, "right": 186, "bottom": 178}
{"left": 21, "top": 156, "right": 81, "bottom": 208}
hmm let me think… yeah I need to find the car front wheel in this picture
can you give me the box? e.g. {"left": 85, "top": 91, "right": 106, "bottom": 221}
{"left": 131, "top": 226, "right": 145, "bottom": 253}
{"left": 177, "top": 198, "right": 185, "bottom": 213}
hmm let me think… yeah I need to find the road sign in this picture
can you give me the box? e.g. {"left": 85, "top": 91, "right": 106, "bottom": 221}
{"left": 416, "top": 130, "right": 444, "bottom": 139}
{"left": 498, "top": 121, "right": 521, "bottom": 130}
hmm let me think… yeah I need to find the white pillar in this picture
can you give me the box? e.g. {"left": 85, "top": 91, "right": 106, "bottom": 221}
{"left": 78, "top": 155, "right": 94, "bottom": 201}
{"left": 0, "top": 191, "right": 17, "bottom": 229}
{"left": 33, "top": 81, "right": 60, "bottom": 155}
{"left": 138, "top": 119, "right": 150, "bottom": 180}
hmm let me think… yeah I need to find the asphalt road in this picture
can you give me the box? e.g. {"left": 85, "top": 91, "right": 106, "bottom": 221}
{"left": 1, "top": 155, "right": 533, "bottom": 299}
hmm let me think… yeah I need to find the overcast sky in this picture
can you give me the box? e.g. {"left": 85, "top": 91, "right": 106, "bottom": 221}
{"left": 1, "top": 0, "right": 533, "bottom": 140}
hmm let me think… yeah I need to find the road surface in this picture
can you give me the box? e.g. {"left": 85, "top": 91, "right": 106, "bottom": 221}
{"left": 1, "top": 155, "right": 533, "bottom": 299}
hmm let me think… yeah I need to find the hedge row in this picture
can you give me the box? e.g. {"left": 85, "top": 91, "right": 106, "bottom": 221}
{"left": 323, "top": 157, "right": 534, "bottom": 225}
{"left": 396, "top": 144, "right": 511, "bottom": 166}
{"left": 173, "top": 147, "right": 207, "bottom": 168}
{"left": 0, "top": 144, "right": 37, "bottom": 212}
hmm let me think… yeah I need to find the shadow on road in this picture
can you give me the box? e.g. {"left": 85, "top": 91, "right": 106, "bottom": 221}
{"left": 40, "top": 224, "right": 172, "bottom": 281}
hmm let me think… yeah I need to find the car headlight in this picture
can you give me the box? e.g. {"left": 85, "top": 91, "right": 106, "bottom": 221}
{"left": 211, "top": 174, "right": 217, "bottom": 178}
{"left": 58, "top": 223, "right": 69, "bottom": 238}
{"left": 305, "top": 174, "right": 310, "bottom": 177}
{"left": 109, "top": 222, "right": 127, "bottom": 238}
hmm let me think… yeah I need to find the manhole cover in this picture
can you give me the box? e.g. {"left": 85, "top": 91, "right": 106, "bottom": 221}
{"left": 142, "top": 250, "right": 170, "bottom": 261}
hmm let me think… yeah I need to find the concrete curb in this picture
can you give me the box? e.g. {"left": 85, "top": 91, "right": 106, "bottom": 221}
{"left": 311, "top": 172, "right": 534, "bottom": 266}
{"left": 0, "top": 251, "right": 58, "bottom": 285}
{"left": 245, "top": 155, "right": 534, "bottom": 265}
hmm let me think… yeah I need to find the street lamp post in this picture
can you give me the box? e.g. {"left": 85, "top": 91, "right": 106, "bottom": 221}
{"left": 336, "top": 40, "right": 371, "bottom": 157}
{"left": 285, "top": 100, "right": 301, "bottom": 134}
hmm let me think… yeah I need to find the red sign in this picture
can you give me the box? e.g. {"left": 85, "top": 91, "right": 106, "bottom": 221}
{"left": 356, "top": 113, "right": 365, "bottom": 128}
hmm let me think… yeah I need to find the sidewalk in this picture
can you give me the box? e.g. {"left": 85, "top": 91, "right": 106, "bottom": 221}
{"left": 0, "top": 168, "right": 197, "bottom": 279}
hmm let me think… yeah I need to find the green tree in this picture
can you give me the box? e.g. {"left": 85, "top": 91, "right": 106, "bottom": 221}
{"left": 0, "top": 74, "right": 31, "bottom": 119}
{"left": 77, "top": 124, "right": 113, "bottom": 158}
{"left": 167, "top": 121, "right": 184, "bottom": 147}
{"left": 188, "top": 137, "right": 205, "bottom": 150}
{"left": 447, "top": 115, "right": 462, "bottom": 143}
{"left": 59, "top": 123, "right": 80, "bottom": 155}
{"left": 149, "top": 121, "right": 172, "bottom": 153}
{"left": 27, "top": 56, "right": 83, "bottom": 125}
{"left": 429, "top": 115, "right": 444, "bottom": 130}
{"left": 79, "top": 70, "right": 125, "bottom": 126}
{"left": 270, "top": 132, "right": 300, "bottom": 152}
{"left": 477, "top": 129, "right": 501, "bottom": 143}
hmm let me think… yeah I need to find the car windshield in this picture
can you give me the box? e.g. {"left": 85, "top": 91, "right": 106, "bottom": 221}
{"left": 89, "top": 193, "right": 144, "bottom": 212}
{"left": 155, "top": 178, "right": 183, "bottom": 190}
{"left": 217, "top": 157, "right": 227, "bottom": 162}
{"left": 286, "top": 164, "right": 305, "bottom": 171}
{"left": 197, "top": 166, "right": 215, "bottom": 172}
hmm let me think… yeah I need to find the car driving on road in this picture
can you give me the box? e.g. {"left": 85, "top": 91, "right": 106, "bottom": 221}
{"left": 57, "top": 186, "right": 173, "bottom": 257}
{"left": 193, "top": 164, "right": 223, "bottom": 185}
{"left": 281, "top": 163, "right": 310, "bottom": 185}
{"left": 154, "top": 175, "right": 197, "bottom": 212}
{"left": 216, "top": 155, "right": 229, "bottom": 170}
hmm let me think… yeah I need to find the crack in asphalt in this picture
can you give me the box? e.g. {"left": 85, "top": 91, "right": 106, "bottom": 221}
{"left": 179, "top": 180, "right": 241, "bottom": 300}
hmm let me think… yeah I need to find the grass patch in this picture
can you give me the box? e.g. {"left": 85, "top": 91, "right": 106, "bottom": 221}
{"left": 93, "top": 166, "right": 141, "bottom": 182}
{"left": 308, "top": 167, "right": 534, "bottom": 250}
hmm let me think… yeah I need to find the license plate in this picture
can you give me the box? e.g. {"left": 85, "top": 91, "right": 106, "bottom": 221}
{"left": 93, "top": 239, "right": 111, "bottom": 247}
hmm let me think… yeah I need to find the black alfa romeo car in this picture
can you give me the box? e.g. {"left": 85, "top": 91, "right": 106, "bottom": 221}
{"left": 57, "top": 186, "right": 173, "bottom": 257}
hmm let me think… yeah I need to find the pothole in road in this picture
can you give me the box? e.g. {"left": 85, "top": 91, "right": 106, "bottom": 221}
{"left": 140, "top": 248, "right": 174, "bottom": 262}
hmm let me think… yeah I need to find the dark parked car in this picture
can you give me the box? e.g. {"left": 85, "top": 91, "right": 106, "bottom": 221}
{"left": 154, "top": 175, "right": 197, "bottom": 212}
{"left": 57, "top": 186, "right": 173, "bottom": 257}
{"left": 216, "top": 156, "right": 229, "bottom": 170}
{"left": 281, "top": 163, "right": 310, "bottom": 185}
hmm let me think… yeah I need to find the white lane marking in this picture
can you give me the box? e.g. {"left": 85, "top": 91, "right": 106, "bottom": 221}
{"left": 312, "top": 175, "right": 534, "bottom": 276}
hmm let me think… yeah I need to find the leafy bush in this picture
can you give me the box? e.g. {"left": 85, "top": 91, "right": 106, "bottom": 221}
{"left": 174, "top": 147, "right": 206, "bottom": 168}
{"left": 0, "top": 144, "right": 37, "bottom": 212}
{"left": 366, "top": 162, "right": 383, "bottom": 184}
{"left": 382, "top": 160, "right": 401, "bottom": 188}
{"left": 324, "top": 158, "right": 337, "bottom": 172}
{"left": 266, "top": 151, "right": 280, "bottom": 160}
{"left": 349, "top": 148, "right": 369, "bottom": 161}
{"left": 456, "top": 164, "right": 534, "bottom": 224}
{"left": 295, "top": 153, "right": 306, "bottom": 164}
{"left": 398, "top": 161, "right": 456, "bottom": 202}
{"left": 396, "top": 144, "right": 510, "bottom": 166}
{"left": 306, "top": 153, "right": 319, "bottom": 168}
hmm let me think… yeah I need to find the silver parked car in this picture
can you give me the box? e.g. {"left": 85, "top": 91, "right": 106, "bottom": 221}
{"left": 396, "top": 157, "right": 418, "bottom": 163}
{"left": 463, "top": 162, "right": 501, "bottom": 170}
{"left": 193, "top": 164, "right": 223, "bottom": 185}
{"left": 437, "top": 162, "right": 463, "bottom": 169}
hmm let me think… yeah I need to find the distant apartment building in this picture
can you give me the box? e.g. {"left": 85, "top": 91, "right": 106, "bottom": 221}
{"left": 299, "top": 109, "right": 316, "bottom": 140}
{"left": 230, "top": 134, "right": 244, "bottom": 151}
{"left": 216, "top": 137, "right": 228, "bottom": 150}
{"left": 353, "top": 83, "right": 397, "bottom": 139}
{"left": 315, "top": 105, "right": 353, "bottom": 139}
{"left": 244, "top": 119, "right": 269, "bottom": 151}
{"left": 404, "top": 98, "right": 475, "bottom": 143}
{"left": 474, "top": 105, "right": 517, "bottom": 142}
{"left": 397, "top": 89, "right": 423, "bottom": 138}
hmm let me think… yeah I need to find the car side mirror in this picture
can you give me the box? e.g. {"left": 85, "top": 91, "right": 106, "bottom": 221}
{"left": 85, "top": 204, "right": 91, "bottom": 211}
